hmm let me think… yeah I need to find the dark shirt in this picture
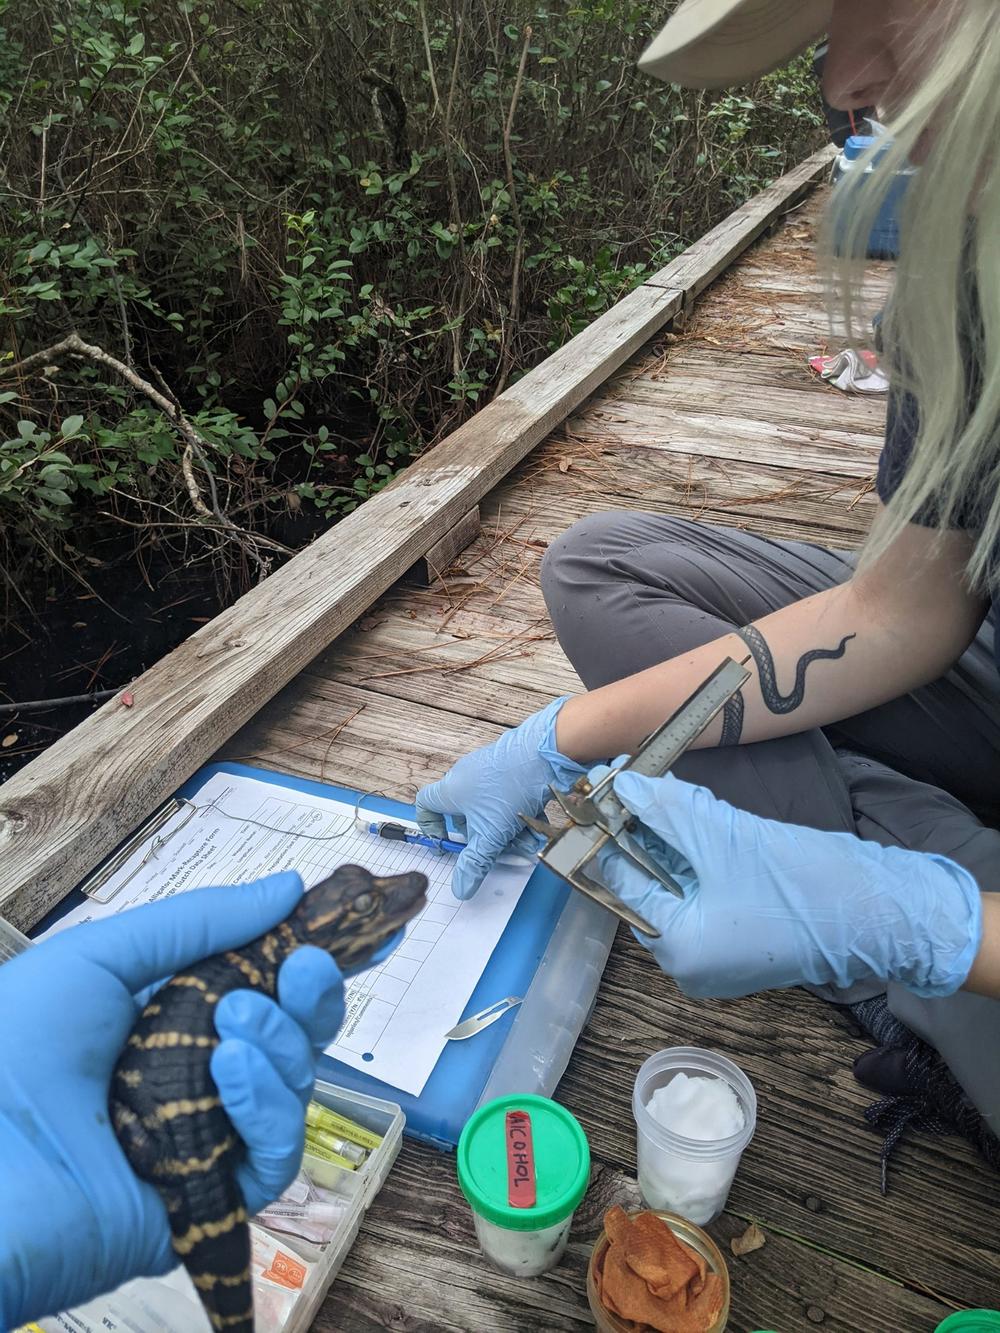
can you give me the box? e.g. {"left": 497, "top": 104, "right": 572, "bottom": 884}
{"left": 876, "top": 387, "right": 984, "bottom": 528}
{"left": 876, "top": 363, "right": 999, "bottom": 671}
{"left": 874, "top": 268, "right": 985, "bottom": 525}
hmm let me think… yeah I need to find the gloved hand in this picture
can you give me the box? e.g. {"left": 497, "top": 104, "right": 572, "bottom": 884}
{"left": 597, "top": 768, "right": 982, "bottom": 1000}
{"left": 0, "top": 870, "right": 394, "bottom": 1328}
{"left": 416, "top": 697, "right": 587, "bottom": 900}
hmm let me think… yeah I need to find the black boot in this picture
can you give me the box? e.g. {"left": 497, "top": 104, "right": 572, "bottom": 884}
{"left": 848, "top": 995, "right": 1000, "bottom": 1193}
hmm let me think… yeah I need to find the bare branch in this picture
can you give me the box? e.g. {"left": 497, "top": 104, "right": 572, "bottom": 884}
{"left": 418, "top": 2, "right": 441, "bottom": 116}
{"left": 496, "top": 25, "right": 532, "bottom": 394}
{"left": 2, "top": 333, "right": 290, "bottom": 571}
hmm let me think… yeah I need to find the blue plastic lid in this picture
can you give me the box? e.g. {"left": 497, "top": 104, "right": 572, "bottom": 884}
{"left": 844, "top": 134, "right": 876, "bottom": 160}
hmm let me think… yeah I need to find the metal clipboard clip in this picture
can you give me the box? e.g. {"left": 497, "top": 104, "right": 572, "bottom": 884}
{"left": 520, "top": 657, "right": 751, "bottom": 939}
{"left": 79, "top": 798, "right": 197, "bottom": 904}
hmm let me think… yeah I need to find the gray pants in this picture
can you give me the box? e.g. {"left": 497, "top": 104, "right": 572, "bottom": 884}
{"left": 541, "top": 513, "right": 1000, "bottom": 1133}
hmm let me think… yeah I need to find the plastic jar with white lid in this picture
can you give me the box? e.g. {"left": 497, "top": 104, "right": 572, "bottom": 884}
{"left": 632, "top": 1048, "right": 757, "bottom": 1226}
{"left": 456, "top": 1093, "right": 590, "bottom": 1277}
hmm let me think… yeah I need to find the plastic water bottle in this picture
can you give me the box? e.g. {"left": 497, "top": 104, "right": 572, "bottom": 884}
{"left": 831, "top": 129, "right": 915, "bottom": 259}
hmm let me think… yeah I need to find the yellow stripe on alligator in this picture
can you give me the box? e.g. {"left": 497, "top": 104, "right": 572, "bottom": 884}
{"left": 112, "top": 1104, "right": 140, "bottom": 1132}
{"left": 191, "top": 1268, "right": 250, "bottom": 1292}
{"left": 117, "top": 1068, "right": 143, "bottom": 1088}
{"left": 154, "top": 1135, "right": 236, "bottom": 1177}
{"left": 128, "top": 1031, "right": 216, "bottom": 1050}
{"left": 143, "top": 1094, "right": 221, "bottom": 1126}
{"left": 167, "top": 975, "right": 220, "bottom": 1002}
{"left": 172, "top": 1207, "right": 247, "bottom": 1255}
{"left": 224, "top": 951, "right": 267, "bottom": 987}
{"left": 212, "top": 1308, "right": 254, "bottom": 1329}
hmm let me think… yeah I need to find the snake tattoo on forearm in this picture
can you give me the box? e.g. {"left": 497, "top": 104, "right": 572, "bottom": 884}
{"left": 718, "top": 625, "right": 856, "bottom": 745}
{"left": 719, "top": 688, "right": 744, "bottom": 746}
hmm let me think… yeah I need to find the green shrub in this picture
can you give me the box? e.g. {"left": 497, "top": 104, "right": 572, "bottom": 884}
{"left": 0, "top": 0, "right": 823, "bottom": 603}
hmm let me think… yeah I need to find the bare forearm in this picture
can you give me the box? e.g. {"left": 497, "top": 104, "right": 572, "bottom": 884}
{"left": 964, "top": 895, "right": 1000, "bottom": 998}
{"left": 556, "top": 525, "right": 983, "bottom": 764}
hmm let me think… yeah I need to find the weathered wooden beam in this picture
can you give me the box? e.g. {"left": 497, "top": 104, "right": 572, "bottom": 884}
{"left": 643, "top": 144, "right": 835, "bottom": 303}
{"left": 0, "top": 150, "right": 832, "bottom": 928}
{"left": 405, "top": 505, "right": 482, "bottom": 586}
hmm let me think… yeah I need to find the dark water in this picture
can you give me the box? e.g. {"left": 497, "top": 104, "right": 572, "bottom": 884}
{"left": 0, "top": 556, "right": 226, "bottom": 784}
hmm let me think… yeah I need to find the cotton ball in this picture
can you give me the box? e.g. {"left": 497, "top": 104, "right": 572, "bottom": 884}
{"left": 637, "top": 1073, "right": 747, "bottom": 1225}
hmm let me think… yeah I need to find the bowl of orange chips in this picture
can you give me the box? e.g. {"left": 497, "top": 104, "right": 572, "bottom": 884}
{"left": 586, "top": 1205, "right": 730, "bottom": 1333}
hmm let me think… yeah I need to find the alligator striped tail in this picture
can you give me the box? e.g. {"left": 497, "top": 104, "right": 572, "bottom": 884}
{"left": 168, "top": 1176, "right": 253, "bottom": 1333}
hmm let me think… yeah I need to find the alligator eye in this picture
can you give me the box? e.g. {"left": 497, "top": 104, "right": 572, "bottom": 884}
{"left": 353, "top": 893, "right": 374, "bottom": 914}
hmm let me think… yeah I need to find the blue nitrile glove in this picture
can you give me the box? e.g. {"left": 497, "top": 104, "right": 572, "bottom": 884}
{"left": 596, "top": 768, "right": 982, "bottom": 1001}
{"left": 0, "top": 871, "right": 399, "bottom": 1329}
{"left": 415, "top": 697, "right": 587, "bottom": 901}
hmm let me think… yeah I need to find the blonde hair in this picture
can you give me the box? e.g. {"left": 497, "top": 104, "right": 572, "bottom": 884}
{"left": 823, "top": 1, "right": 1000, "bottom": 591}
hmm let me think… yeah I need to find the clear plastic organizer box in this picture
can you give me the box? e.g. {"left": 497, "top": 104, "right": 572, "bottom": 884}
{"left": 280, "top": 1078, "right": 404, "bottom": 1333}
{"left": 22, "top": 1078, "right": 403, "bottom": 1333}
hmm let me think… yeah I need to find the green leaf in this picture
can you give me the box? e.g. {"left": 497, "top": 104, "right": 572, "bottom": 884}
{"left": 60, "top": 415, "right": 84, "bottom": 439}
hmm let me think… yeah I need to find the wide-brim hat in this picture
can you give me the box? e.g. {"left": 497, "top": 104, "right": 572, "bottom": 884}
{"left": 639, "top": 0, "right": 832, "bottom": 90}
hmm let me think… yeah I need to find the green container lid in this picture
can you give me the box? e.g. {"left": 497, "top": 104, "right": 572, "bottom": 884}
{"left": 935, "top": 1315, "right": 1000, "bottom": 1332}
{"left": 457, "top": 1094, "right": 590, "bottom": 1232}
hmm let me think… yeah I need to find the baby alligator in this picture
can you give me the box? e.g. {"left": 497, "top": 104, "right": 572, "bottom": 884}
{"left": 110, "top": 864, "right": 427, "bottom": 1332}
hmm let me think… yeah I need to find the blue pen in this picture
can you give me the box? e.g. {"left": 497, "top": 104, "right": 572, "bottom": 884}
{"left": 363, "top": 820, "right": 532, "bottom": 867}
{"left": 364, "top": 820, "right": 466, "bottom": 855}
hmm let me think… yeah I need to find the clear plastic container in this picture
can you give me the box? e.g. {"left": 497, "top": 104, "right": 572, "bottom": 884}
{"left": 457, "top": 1093, "right": 590, "bottom": 1278}
{"left": 633, "top": 1048, "right": 756, "bottom": 1226}
{"left": 471, "top": 1212, "right": 573, "bottom": 1277}
{"left": 25, "top": 1078, "right": 403, "bottom": 1333}
{"left": 477, "top": 890, "right": 616, "bottom": 1108}
{"left": 831, "top": 132, "right": 915, "bottom": 259}
{"left": 279, "top": 1078, "right": 403, "bottom": 1332}
{"left": 0, "top": 915, "right": 31, "bottom": 964}
{"left": 586, "top": 1209, "right": 730, "bottom": 1333}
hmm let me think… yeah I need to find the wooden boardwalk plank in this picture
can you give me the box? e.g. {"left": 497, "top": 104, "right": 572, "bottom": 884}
{"left": 223, "top": 679, "right": 1000, "bottom": 1319}
{"left": 641, "top": 147, "right": 835, "bottom": 302}
{"left": 251, "top": 186, "right": 999, "bottom": 1326}
{"left": 13, "top": 163, "right": 993, "bottom": 1328}
{"left": 500, "top": 443, "right": 879, "bottom": 547}
{"left": 315, "top": 1154, "right": 953, "bottom": 1333}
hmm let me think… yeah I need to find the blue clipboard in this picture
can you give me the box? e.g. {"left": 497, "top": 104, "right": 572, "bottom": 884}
{"left": 200, "top": 765, "right": 570, "bottom": 1151}
{"left": 35, "top": 761, "right": 570, "bottom": 1151}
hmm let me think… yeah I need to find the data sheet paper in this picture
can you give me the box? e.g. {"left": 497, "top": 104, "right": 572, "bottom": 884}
{"left": 39, "top": 770, "right": 533, "bottom": 1096}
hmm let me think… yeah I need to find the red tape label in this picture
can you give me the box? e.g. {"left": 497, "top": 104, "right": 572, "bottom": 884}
{"left": 505, "top": 1109, "right": 536, "bottom": 1208}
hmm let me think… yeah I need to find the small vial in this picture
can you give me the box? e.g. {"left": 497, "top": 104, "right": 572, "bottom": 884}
{"left": 633, "top": 1048, "right": 757, "bottom": 1226}
{"left": 457, "top": 1094, "right": 590, "bottom": 1279}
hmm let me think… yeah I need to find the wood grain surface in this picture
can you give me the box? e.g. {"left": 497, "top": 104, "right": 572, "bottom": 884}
{"left": 13, "top": 168, "right": 999, "bottom": 1328}
{"left": 0, "top": 152, "right": 836, "bottom": 929}
{"left": 642, "top": 148, "right": 836, "bottom": 302}
{"left": 232, "top": 189, "right": 995, "bottom": 1330}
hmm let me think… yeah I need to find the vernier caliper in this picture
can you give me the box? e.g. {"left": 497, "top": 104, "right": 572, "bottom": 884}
{"left": 520, "top": 657, "right": 751, "bottom": 939}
